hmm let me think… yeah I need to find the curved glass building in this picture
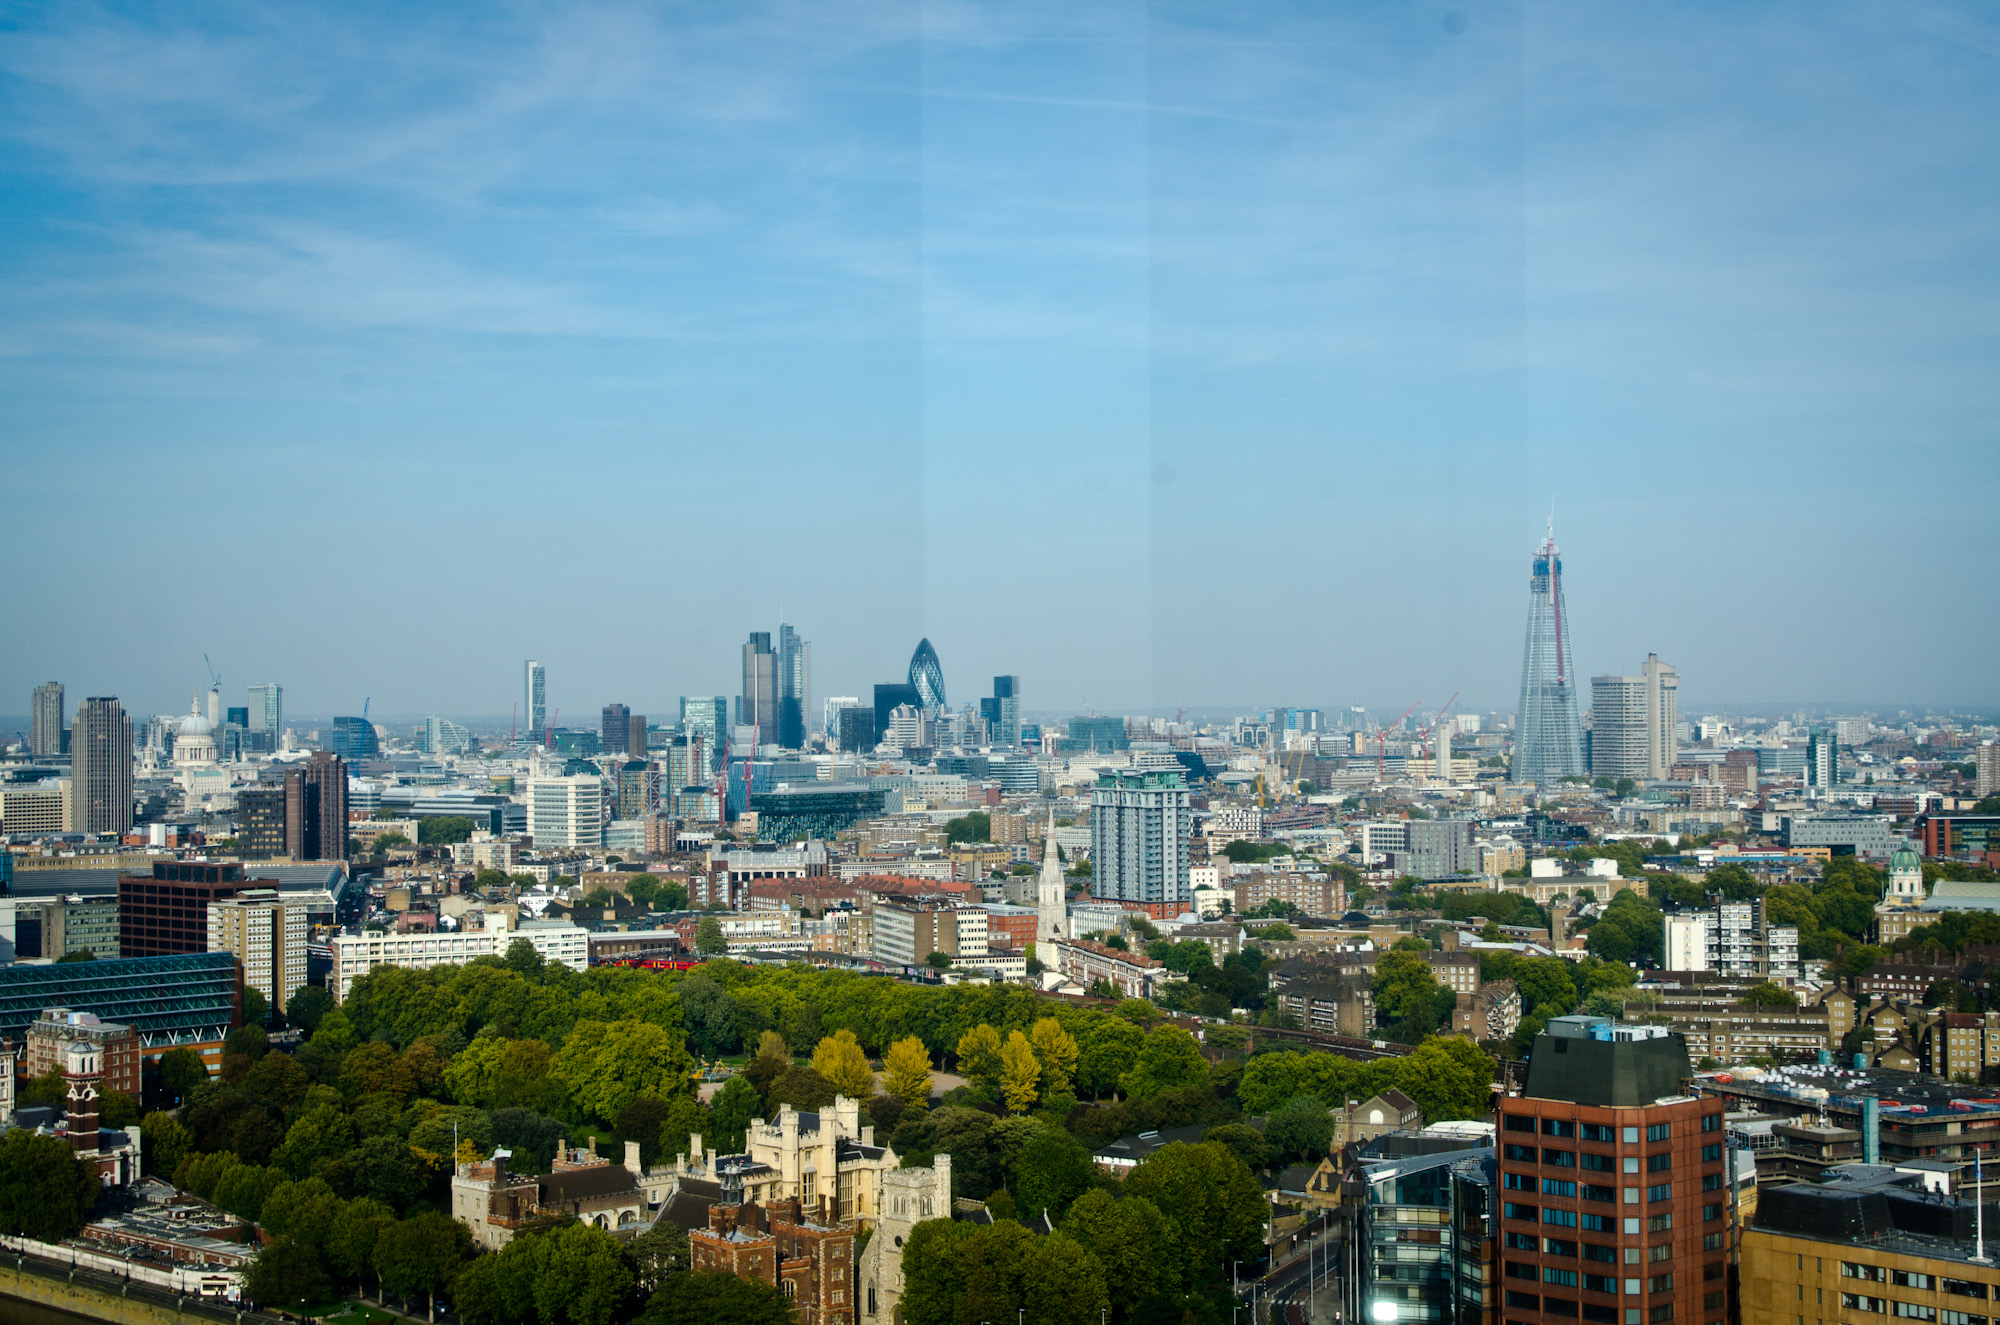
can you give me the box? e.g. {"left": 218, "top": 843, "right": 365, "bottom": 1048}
{"left": 908, "top": 638, "right": 946, "bottom": 708}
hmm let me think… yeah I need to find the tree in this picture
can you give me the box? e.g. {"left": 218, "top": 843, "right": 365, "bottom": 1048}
{"left": 1201, "top": 1123, "right": 1270, "bottom": 1173}
{"left": 418, "top": 815, "right": 477, "bottom": 845}
{"left": 1029, "top": 1018, "right": 1080, "bottom": 1096}
{"left": 1000, "top": 1030, "right": 1041, "bottom": 1114}
{"left": 158, "top": 1046, "right": 209, "bottom": 1104}
{"left": 328, "top": 1197, "right": 396, "bottom": 1289}
{"left": 552, "top": 1019, "right": 696, "bottom": 1124}
{"left": 769, "top": 1064, "right": 837, "bottom": 1111}
{"left": 491, "top": 1108, "right": 570, "bottom": 1173}
{"left": 883, "top": 1035, "right": 935, "bottom": 1111}
{"left": 1123, "top": 1141, "right": 1267, "bottom": 1287}
{"left": 1119, "top": 1026, "right": 1207, "bottom": 1099}
{"left": 900, "top": 1218, "right": 980, "bottom": 1325}
{"left": 1740, "top": 981, "right": 1797, "bottom": 1010}
{"left": 708, "top": 1076, "right": 762, "bottom": 1153}
{"left": 373, "top": 1210, "right": 469, "bottom": 1312}
{"left": 957, "top": 1023, "right": 1004, "bottom": 1089}
{"left": 1265, "top": 1092, "right": 1334, "bottom": 1161}
{"left": 616, "top": 1095, "right": 677, "bottom": 1167}
{"left": 287, "top": 985, "right": 334, "bottom": 1034}
{"left": 657, "top": 1095, "right": 709, "bottom": 1166}
{"left": 1373, "top": 949, "right": 1445, "bottom": 1036}
{"left": 695, "top": 917, "right": 728, "bottom": 954}
{"left": 925, "top": 949, "right": 954, "bottom": 970}
{"left": 247, "top": 1237, "right": 330, "bottom": 1314}
{"left": 275, "top": 1103, "right": 356, "bottom": 1178}
{"left": 813, "top": 1028, "right": 877, "bottom": 1100}
{"left": 345, "top": 1134, "right": 428, "bottom": 1211}
{"left": 1062, "top": 1189, "right": 1172, "bottom": 1307}
{"left": 0, "top": 1130, "right": 97, "bottom": 1240}
{"left": 945, "top": 812, "right": 992, "bottom": 844}
{"left": 641, "top": 1271, "right": 794, "bottom": 1325}
{"left": 627, "top": 1217, "right": 690, "bottom": 1289}
{"left": 140, "top": 1111, "right": 192, "bottom": 1177}
{"left": 1012, "top": 1125, "right": 1095, "bottom": 1220}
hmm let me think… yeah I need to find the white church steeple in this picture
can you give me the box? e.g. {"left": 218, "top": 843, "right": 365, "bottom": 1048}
{"left": 1036, "top": 811, "right": 1068, "bottom": 943}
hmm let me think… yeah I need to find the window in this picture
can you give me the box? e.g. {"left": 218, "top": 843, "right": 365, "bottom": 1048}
{"left": 1547, "top": 1269, "right": 1580, "bottom": 1288}
{"left": 1625, "top": 1157, "right": 1642, "bottom": 1174}
{"left": 1508, "top": 1263, "right": 1539, "bottom": 1281}
{"left": 1893, "top": 1274, "right": 1934, "bottom": 1292}
{"left": 1585, "top": 1306, "right": 1619, "bottom": 1324}
{"left": 1546, "top": 1119, "right": 1577, "bottom": 1138}
{"left": 1507, "top": 1291, "right": 1541, "bottom": 1310}
{"left": 1546, "top": 1239, "right": 1578, "bottom": 1257}
{"left": 1648, "top": 1214, "right": 1673, "bottom": 1233}
{"left": 1648, "top": 1153, "right": 1673, "bottom": 1173}
{"left": 1651, "top": 1305, "right": 1674, "bottom": 1324}
{"left": 1506, "top": 1232, "right": 1539, "bottom": 1251}
{"left": 1941, "top": 1313, "right": 1988, "bottom": 1325}
{"left": 1506, "top": 1173, "right": 1534, "bottom": 1191}
{"left": 1624, "top": 1128, "right": 1641, "bottom": 1143}
{"left": 1546, "top": 1208, "right": 1578, "bottom": 1228}
{"left": 1704, "top": 1293, "right": 1726, "bottom": 1311}
{"left": 1546, "top": 1179, "right": 1579, "bottom": 1197}
{"left": 1546, "top": 1299, "right": 1579, "bottom": 1319}
{"left": 1583, "top": 1152, "right": 1614, "bottom": 1172}
{"left": 1648, "top": 1185, "right": 1673, "bottom": 1204}
{"left": 1583, "top": 1214, "right": 1613, "bottom": 1231}
{"left": 1703, "top": 1204, "right": 1722, "bottom": 1222}
{"left": 1702, "top": 1114, "right": 1722, "bottom": 1133}
{"left": 1701, "top": 1144, "right": 1724, "bottom": 1162}
{"left": 1702, "top": 1174, "right": 1724, "bottom": 1192}
{"left": 1647, "top": 1123, "right": 1672, "bottom": 1142}
{"left": 1651, "top": 1275, "right": 1674, "bottom": 1294}
{"left": 1582, "top": 1124, "right": 1615, "bottom": 1143}
{"left": 1586, "top": 1274, "right": 1619, "bottom": 1295}
{"left": 1846, "top": 1267, "right": 1888, "bottom": 1283}
{"left": 1894, "top": 1305, "right": 1937, "bottom": 1322}
{"left": 1506, "top": 1114, "right": 1538, "bottom": 1133}
{"left": 1546, "top": 1149, "right": 1578, "bottom": 1168}
{"left": 1944, "top": 1283, "right": 1990, "bottom": 1301}
{"left": 1844, "top": 1297, "right": 1887, "bottom": 1314}
{"left": 1505, "top": 1203, "right": 1539, "bottom": 1222}
{"left": 1586, "top": 1245, "right": 1616, "bottom": 1263}
{"left": 1584, "top": 1185, "right": 1616, "bottom": 1203}
{"left": 1506, "top": 1144, "right": 1538, "bottom": 1162}
{"left": 1625, "top": 1250, "right": 1643, "bottom": 1266}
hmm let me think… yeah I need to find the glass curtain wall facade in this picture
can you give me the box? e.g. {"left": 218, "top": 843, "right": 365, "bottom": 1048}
{"left": 1513, "top": 531, "right": 1585, "bottom": 785}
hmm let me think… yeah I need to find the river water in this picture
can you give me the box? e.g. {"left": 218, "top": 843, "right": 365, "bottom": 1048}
{"left": 0, "top": 1301, "right": 107, "bottom": 1325}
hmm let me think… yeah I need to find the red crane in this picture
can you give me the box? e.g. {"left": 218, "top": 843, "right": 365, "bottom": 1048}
{"left": 1419, "top": 691, "right": 1461, "bottom": 760}
{"left": 1377, "top": 701, "right": 1422, "bottom": 781}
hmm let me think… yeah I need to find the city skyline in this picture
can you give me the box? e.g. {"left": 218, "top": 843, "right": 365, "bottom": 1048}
{"left": 3, "top": 3, "right": 1997, "bottom": 716}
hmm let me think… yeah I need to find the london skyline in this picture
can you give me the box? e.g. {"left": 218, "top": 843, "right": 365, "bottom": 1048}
{"left": 3, "top": 2, "right": 1996, "bottom": 717}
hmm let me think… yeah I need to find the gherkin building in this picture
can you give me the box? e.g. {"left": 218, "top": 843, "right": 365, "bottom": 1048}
{"left": 908, "top": 637, "right": 946, "bottom": 708}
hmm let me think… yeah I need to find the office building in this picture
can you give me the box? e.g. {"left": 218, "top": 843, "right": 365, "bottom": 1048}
{"left": 836, "top": 706, "right": 877, "bottom": 754}
{"left": 1807, "top": 726, "right": 1839, "bottom": 795}
{"left": 1977, "top": 742, "right": 1999, "bottom": 798}
{"left": 1512, "top": 529, "right": 1585, "bottom": 785}
{"left": 11, "top": 895, "right": 118, "bottom": 961}
{"left": 524, "top": 660, "right": 547, "bottom": 741}
{"left": 822, "top": 696, "right": 861, "bottom": 743}
{"left": 527, "top": 774, "right": 606, "bottom": 849}
{"left": 31, "top": 682, "right": 63, "bottom": 758}
{"left": 1090, "top": 768, "right": 1192, "bottom": 909}
{"left": 0, "top": 781, "right": 73, "bottom": 835}
{"left": 741, "top": 632, "right": 778, "bottom": 747}
{"left": 906, "top": 637, "right": 946, "bottom": 709}
{"left": 327, "top": 715, "right": 379, "bottom": 761}
{"left": 601, "top": 703, "right": 632, "bottom": 758}
{"left": 424, "top": 715, "right": 473, "bottom": 755}
{"left": 235, "top": 785, "right": 287, "bottom": 859}
{"left": 119, "top": 860, "right": 262, "bottom": 959}
{"left": 627, "top": 713, "right": 648, "bottom": 759}
{"left": 246, "top": 683, "right": 282, "bottom": 753}
{"left": 284, "top": 751, "right": 349, "bottom": 860}
{"left": 1781, "top": 813, "right": 1901, "bottom": 861}
{"left": 980, "top": 676, "right": 1022, "bottom": 747}
{"left": 777, "top": 623, "right": 811, "bottom": 750}
{"left": 617, "top": 760, "right": 654, "bottom": 820}
{"left": 748, "top": 784, "right": 888, "bottom": 842}
{"left": 681, "top": 695, "right": 728, "bottom": 754}
{"left": 872, "top": 898, "right": 988, "bottom": 967}
{"left": 72, "top": 696, "right": 134, "bottom": 835}
{"left": 0, "top": 953, "right": 239, "bottom": 1073}
{"left": 872, "top": 683, "right": 919, "bottom": 739}
{"left": 1400, "top": 818, "right": 1476, "bottom": 879}
{"left": 1590, "top": 675, "right": 1648, "bottom": 779}
{"left": 330, "top": 914, "right": 587, "bottom": 1001}
{"left": 208, "top": 889, "right": 306, "bottom": 1015}
{"left": 1063, "top": 715, "right": 1128, "bottom": 753}
{"left": 1493, "top": 1019, "right": 1728, "bottom": 1325}
{"left": 1344, "top": 1135, "right": 1494, "bottom": 1325}
{"left": 1641, "top": 655, "right": 1678, "bottom": 779}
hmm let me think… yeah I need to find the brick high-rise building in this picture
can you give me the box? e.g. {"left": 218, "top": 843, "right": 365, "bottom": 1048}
{"left": 284, "top": 751, "right": 348, "bottom": 860}
{"left": 118, "top": 861, "right": 253, "bottom": 959}
{"left": 1494, "top": 1019, "right": 1728, "bottom": 1325}
{"left": 72, "top": 696, "right": 133, "bottom": 835}
{"left": 236, "top": 784, "right": 289, "bottom": 859}
{"left": 25, "top": 1008, "right": 142, "bottom": 1102}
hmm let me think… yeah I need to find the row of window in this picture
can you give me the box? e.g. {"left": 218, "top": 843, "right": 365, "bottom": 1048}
{"left": 1501, "top": 1203, "right": 1724, "bottom": 1229}
{"left": 1505, "top": 1146, "right": 1719, "bottom": 1172}
{"left": 1844, "top": 1268, "right": 1993, "bottom": 1300}
{"left": 1500, "top": 1180, "right": 1675, "bottom": 1204}
{"left": 1503, "top": 1115, "right": 1724, "bottom": 1139}
{"left": 1843, "top": 1297, "right": 1950, "bottom": 1320}
{"left": 1501, "top": 1294, "right": 1680, "bottom": 1323}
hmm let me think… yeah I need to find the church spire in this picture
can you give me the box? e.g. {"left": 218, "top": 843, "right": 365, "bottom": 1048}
{"left": 1037, "top": 811, "right": 1067, "bottom": 943}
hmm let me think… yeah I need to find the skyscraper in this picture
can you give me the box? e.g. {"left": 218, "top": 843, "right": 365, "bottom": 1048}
{"left": 284, "top": 751, "right": 348, "bottom": 860}
{"left": 1588, "top": 674, "right": 1647, "bottom": 779}
{"left": 777, "top": 623, "right": 811, "bottom": 750}
{"left": 246, "top": 683, "right": 282, "bottom": 753}
{"left": 680, "top": 697, "right": 727, "bottom": 770}
{"left": 31, "top": 682, "right": 63, "bottom": 758}
{"left": 1807, "top": 725, "right": 1838, "bottom": 796}
{"left": 524, "top": 660, "right": 547, "bottom": 741}
{"left": 1090, "top": 768, "right": 1192, "bottom": 909}
{"left": 1511, "top": 528, "right": 1585, "bottom": 784}
{"left": 601, "top": 703, "right": 631, "bottom": 757}
{"left": 327, "top": 716, "right": 379, "bottom": 761}
{"left": 1641, "top": 653, "right": 1679, "bottom": 780}
{"left": 908, "top": 638, "right": 946, "bottom": 709}
{"left": 72, "top": 697, "right": 133, "bottom": 835}
{"left": 981, "top": 676, "right": 1022, "bottom": 748}
{"left": 740, "top": 632, "right": 776, "bottom": 747}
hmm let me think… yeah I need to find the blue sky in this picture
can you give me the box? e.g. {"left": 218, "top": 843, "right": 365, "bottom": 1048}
{"left": 1, "top": 1, "right": 1995, "bottom": 725}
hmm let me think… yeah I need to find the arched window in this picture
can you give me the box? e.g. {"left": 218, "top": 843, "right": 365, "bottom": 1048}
{"left": 869, "top": 1286, "right": 878, "bottom": 1315}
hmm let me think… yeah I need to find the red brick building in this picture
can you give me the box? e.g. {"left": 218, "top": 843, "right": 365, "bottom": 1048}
{"left": 691, "top": 1197, "right": 854, "bottom": 1325}
{"left": 26, "top": 1008, "right": 142, "bottom": 1102}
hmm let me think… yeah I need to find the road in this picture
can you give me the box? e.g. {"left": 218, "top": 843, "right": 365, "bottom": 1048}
{"left": 1246, "top": 1218, "right": 1343, "bottom": 1325}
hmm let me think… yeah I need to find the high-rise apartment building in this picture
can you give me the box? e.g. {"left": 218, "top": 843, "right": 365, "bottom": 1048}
{"left": 1493, "top": 1019, "right": 1729, "bottom": 1325}
{"left": 663, "top": 733, "right": 710, "bottom": 801}
{"left": 31, "top": 682, "right": 63, "bottom": 758}
{"left": 527, "top": 774, "right": 605, "bottom": 849}
{"left": 740, "top": 632, "right": 777, "bottom": 747}
{"left": 1512, "top": 529, "right": 1585, "bottom": 785}
{"left": 1807, "top": 726, "right": 1839, "bottom": 796}
{"left": 1090, "top": 768, "right": 1192, "bottom": 909}
{"left": 908, "top": 638, "right": 946, "bottom": 709}
{"left": 980, "top": 676, "right": 1022, "bottom": 747}
{"left": 777, "top": 623, "right": 811, "bottom": 750}
{"left": 72, "top": 697, "right": 133, "bottom": 835}
{"left": 208, "top": 889, "right": 306, "bottom": 1015}
{"left": 1590, "top": 675, "right": 1648, "bottom": 780}
{"left": 616, "top": 760, "right": 654, "bottom": 820}
{"left": 1642, "top": 655, "right": 1678, "bottom": 780}
{"left": 284, "top": 751, "right": 348, "bottom": 860}
{"left": 1976, "top": 742, "right": 1999, "bottom": 798}
{"left": 601, "top": 703, "right": 632, "bottom": 758}
{"left": 524, "top": 660, "right": 547, "bottom": 741}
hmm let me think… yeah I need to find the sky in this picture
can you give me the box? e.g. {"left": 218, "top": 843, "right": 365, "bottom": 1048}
{"left": 2, "top": 1, "right": 1996, "bottom": 726}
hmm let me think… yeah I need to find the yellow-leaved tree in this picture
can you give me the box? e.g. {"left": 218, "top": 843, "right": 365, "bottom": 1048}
{"left": 882, "top": 1036, "right": 934, "bottom": 1112}
{"left": 1000, "top": 1030, "right": 1041, "bottom": 1114}
{"left": 956, "top": 1023, "right": 1004, "bottom": 1090}
{"left": 812, "top": 1028, "right": 877, "bottom": 1101}
{"left": 1029, "top": 1017, "right": 1079, "bottom": 1097}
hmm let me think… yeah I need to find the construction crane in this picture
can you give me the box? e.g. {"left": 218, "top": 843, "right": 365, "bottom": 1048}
{"left": 1419, "top": 692, "right": 1461, "bottom": 760}
{"left": 203, "top": 653, "right": 222, "bottom": 691}
{"left": 362, "top": 697, "right": 371, "bottom": 723}
{"left": 1377, "top": 701, "right": 1422, "bottom": 782}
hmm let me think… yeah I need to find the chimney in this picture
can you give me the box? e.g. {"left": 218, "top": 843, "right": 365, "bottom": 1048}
{"left": 691, "top": 1132, "right": 704, "bottom": 1163}
{"left": 935, "top": 1153, "right": 952, "bottom": 1207}
{"left": 625, "top": 1140, "right": 643, "bottom": 1178}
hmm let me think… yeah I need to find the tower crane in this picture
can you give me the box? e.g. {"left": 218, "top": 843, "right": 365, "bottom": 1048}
{"left": 1377, "top": 701, "right": 1422, "bottom": 782}
{"left": 1419, "top": 692, "right": 1461, "bottom": 760}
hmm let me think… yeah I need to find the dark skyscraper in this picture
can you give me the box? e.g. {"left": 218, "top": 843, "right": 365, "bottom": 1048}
{"left": 327, "top": 716, "right": 379, "bottom": 761}
{"left": 740, "top": 631, "right": 777, "bottom": 746}
{"left": 72, "top": 697, "right": 133, "bottom": 835}
{"left": 524, "top": 660, "right": 546, "bottom": 741}
{"left": 1512, "top": 525, "right": 1585, "bottom": 785}
{"left": 236, "top": 785, "right": 288, "bottom": 859}
{"left": 980, "top": 675, "right": 1022, "bottom": 747}
{"left": 777, "top": 623, "right": 811, "bottom": 750}
{"left": 602, "top": 703, "right": 631, "bottom": 758}
{"left": 908, "top": 638, "right": 946, "bottom": 709}
{"left": 285, "top": 751, "right": 348, "bottom": 860}
{"left": 874, "top": 683, "right": 919, "bottom": 739}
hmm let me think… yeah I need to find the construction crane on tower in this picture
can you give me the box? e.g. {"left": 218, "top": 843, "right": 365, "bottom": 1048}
{"left": 1376, "top": 701, "right": 1422, "bottom": 782}
{"left": 1419, "top": 692, "right": 1461, "bottom": 761}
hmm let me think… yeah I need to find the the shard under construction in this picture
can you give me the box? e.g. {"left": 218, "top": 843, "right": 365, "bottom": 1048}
{"left": 1511, "top": 526, "right": 1585, "bottom": 784}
